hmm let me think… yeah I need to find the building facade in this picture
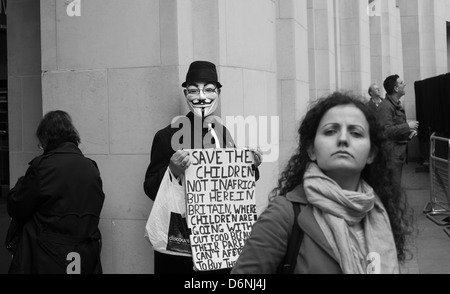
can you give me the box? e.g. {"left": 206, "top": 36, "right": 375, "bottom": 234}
{"left": 5, "top": 0, "right": 450, "bottom": 273}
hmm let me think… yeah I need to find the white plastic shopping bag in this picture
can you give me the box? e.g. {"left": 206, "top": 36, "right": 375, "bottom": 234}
{"left": 144, "top": 167, "right": 191, "bottom": 257}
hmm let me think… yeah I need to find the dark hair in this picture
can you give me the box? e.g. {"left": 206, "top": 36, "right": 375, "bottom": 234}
{"left": 271, "top": 91, "right": 413, "bottom": 263}
{"left": 383, "top": 74, "right": 399, "bottom": 95}
{"left": 36, "top": 110, "right": 81, "bottom": 151}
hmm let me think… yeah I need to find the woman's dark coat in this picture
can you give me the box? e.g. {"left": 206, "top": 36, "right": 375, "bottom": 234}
{"left": 7, "top": 142, "right": 105, "bottom": 274}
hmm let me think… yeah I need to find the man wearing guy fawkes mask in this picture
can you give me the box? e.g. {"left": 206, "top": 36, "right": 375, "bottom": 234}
{"left": 143, "top": 61, "right": 262, "bottom": 274}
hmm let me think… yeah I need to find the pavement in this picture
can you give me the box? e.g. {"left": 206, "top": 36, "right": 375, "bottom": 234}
{"left": 0, "top": 163, "right": 449, "bottom": 274}
{"left": 399, "top": 163, "right": 450, "bottom": 274}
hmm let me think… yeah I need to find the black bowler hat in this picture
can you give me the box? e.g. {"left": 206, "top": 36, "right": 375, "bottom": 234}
{"left": 181, "top": 61, "right": 222, "bottom": 88}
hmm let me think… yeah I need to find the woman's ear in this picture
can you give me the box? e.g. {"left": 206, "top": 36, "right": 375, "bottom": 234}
{"left": 367, "top": 147, "right": 377, "bottom": 165}
{"left": 307, "top": 145, "right": 316, "bottom": 161}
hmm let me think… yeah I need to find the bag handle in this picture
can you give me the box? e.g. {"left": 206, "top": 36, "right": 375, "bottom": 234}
{"left": 277, "top": 202, "right": 303, "bottom": 274}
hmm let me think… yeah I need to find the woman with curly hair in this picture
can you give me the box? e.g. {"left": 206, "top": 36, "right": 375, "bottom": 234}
{"left": 232, "top": 91, "right": 413, "bottom": 274}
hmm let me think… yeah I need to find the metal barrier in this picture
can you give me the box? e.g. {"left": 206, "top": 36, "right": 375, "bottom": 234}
{"left": 423, "top": 133, "right": 450, "bottom": 236}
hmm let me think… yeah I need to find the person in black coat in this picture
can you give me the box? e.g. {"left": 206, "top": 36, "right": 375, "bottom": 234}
{"left": 6, "top": 110, "right": 105, "bottom": 274}
{"left": 143, "top": 60, "right": 262, "bottom": 274}
{"left": 376, "top": 75, "right": 419, "bottom": 186}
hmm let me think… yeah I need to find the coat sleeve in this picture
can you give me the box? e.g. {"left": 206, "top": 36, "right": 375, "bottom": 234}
{"left": 143, "top": 131, "right": 171, "bottom": 201}
{"left": 231, "top": 196, "right": 293, "bottom": 274}
{"left": 7, "top": 160, "right": 41, "bottom": 223}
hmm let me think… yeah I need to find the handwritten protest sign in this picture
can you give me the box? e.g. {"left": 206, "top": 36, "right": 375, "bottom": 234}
{"left": 184, "top": 148, "right": 257, "bottom": 271}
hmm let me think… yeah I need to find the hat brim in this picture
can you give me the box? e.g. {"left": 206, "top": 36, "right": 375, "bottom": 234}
{"left": 182, "top": 81, "right": 222, "bottom": 88}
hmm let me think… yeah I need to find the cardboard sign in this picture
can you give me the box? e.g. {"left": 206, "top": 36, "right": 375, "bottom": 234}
{"left": 184, "top": 148, "right": 257, "bottom": 271}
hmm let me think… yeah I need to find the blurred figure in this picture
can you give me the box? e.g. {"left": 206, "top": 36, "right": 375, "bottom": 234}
{"left": 377, "top": 74, "right": 419, "bottom": 186}
{"left": 232, "top": 92, "right": 413, "bottom": 274}
{"left": 366, "top": 83, "right": 383, "bottom": 113}
{"left": 6, "top": 110, "right": 105, "bottom": 274}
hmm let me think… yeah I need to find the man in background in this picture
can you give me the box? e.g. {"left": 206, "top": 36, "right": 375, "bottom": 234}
{"left": 377, "top": 74, "right": 419, "bottom": 186}
{"left": 366, "top": 83, "right": 383, "bottom": 113}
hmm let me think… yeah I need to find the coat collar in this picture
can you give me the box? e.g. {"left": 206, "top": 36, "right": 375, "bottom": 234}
{"left": 29, "top": 142, "right": 83, "bottom": 166}
{"left": 285, "top": 185, "right": 337, "bottom": 261}
{"left": 44, "top": 141, "right": 82, "bottom": 155}
{"left": 385, "top": 94, "right": 403, "bottom": 110}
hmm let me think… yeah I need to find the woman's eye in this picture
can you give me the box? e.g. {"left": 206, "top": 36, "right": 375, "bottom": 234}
{"left": 324, "top": 129, "right": 337, "bottom": 135}
{"left": 351, "top": 131, "right": 363, "bottom": 137}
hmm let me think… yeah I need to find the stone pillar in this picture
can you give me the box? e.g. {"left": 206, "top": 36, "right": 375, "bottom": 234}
{"left": 427, "top": 0, "right": 448, "bottom": 76}
{"left": 215, "top": 0, "right": 278, "bottom": 213}
{"left": 308, "top": 0, "right": 336, "bottom": 100}
{"left": 395, "top": 3, "right": 405, "bottom": 83}
{"left": 275, "top": 0, "right": 309, "bottom": 187}
{"left": 176, "top": 0, "right": 220, "bottom": 114}
{"left": 370, "top": 0, "right": 404, "bottom": 97}
{"left": 399, "top": 0, "right": 449, "bottom": 161}
{"left": 400, "top": 0, "right": 448, "bottom": 85}
{"left": 338, "top": 0, "right": 371, "bottom": 95}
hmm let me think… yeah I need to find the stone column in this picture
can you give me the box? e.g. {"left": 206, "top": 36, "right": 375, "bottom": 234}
{"left": 215, "top": 0, "right": 278, "bottom": 213}
{"left": 276, "top": 0, "right": 309, "bottom": 186}
{"left": 308, "top": 0, "right": 336, "bottom": 100}
{"left": 400, "top": 0, "right": 448, "bottom": 85}
{"left": 399, "top": 0, "right": 449, "bottom": 161}
{"left": 337, "top": 0, "right": 371, "bottom": 95}
{"left": 369, "top": 0, "right": 404, "bottom": 96}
